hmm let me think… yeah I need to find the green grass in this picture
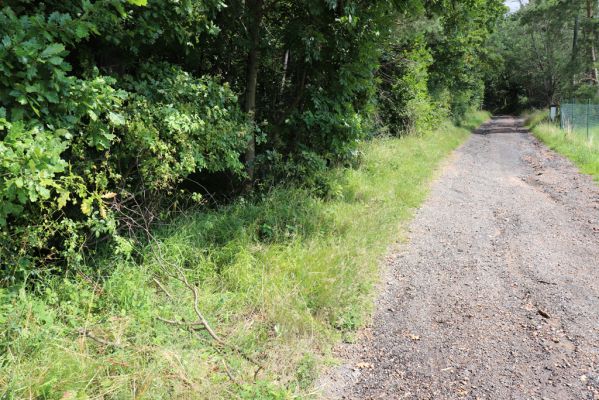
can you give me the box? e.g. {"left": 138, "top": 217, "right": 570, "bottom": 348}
{"left": 0, "top": 111, "right": 489, "bottom": 399}
{"left": 522, "top": 108, "right": 550, "bottom": 129}
{"left": 524, "top": 109, "right": 599, "bottom": 183}
{"left": 459, "top": 110, "right": 492, "bottom": 131}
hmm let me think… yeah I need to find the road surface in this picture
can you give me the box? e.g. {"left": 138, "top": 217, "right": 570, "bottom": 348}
{"left": 321, "top": 116, "right": 599, "bottom": 399}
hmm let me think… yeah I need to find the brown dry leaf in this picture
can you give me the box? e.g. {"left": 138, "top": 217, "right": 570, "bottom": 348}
{"left": 101, "top": 192, "right": 117, "bottom": 199}
{"left": 355, "top": 362, "right": 374, "bottom": 370}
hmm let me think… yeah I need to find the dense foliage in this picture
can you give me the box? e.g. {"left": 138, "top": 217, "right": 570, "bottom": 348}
{"left": 0, "top": 0, "right": 503, "bottom": 278}
{"left": 485, "top": 0, "right": 599, "bottom": 111}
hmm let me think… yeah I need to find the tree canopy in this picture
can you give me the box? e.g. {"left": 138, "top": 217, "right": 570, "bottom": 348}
{"left": 484, "top": 0, "right": 599, "bottom": 112}
{"left": 0, "top": 0, "right": 504, "bottom": 278}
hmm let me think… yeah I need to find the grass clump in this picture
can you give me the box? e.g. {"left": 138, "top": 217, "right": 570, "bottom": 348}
{"left": 0, "top": 112, "right": 488, "bottom": 399}
{"left": 523, "top": 108, "right": 550, "bottom": 128}
{"left": 459, "top": 110, "right": 492, "bottom": 131}
{"left": 524, "top": 109, "right": 599, "bottom": 183}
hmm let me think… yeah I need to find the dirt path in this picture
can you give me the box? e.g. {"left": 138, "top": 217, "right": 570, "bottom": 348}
{"left": 320, "top": 116, "right": 599, "bottom": 399}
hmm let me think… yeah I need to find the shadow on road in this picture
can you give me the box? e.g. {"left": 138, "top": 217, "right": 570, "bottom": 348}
{"left": 474, "top": 115, "right": 529, "bottom": 135}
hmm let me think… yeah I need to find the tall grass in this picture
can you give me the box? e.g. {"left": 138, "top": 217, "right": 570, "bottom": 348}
{"left": 525, "top": 109, "right": 599, "bottom": 183}
{"left": 0, "top": 111, "right": 489, "bottom": 399}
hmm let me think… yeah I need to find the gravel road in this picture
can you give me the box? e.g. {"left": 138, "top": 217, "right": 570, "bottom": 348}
{"left": 320, "top": 116, "right": 599, "bottom": 400}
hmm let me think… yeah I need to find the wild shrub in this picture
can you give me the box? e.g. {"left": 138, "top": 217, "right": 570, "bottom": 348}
{"left": 0, "top": 6, "right": 248, "bottom": 280}
{"left": 377, "top": 42, "right": 443, "bottom": 136}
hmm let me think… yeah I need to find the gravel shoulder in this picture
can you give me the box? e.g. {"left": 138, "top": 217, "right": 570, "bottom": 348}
{"left": 319, "top": 116, "right": 599, "bottom": 400}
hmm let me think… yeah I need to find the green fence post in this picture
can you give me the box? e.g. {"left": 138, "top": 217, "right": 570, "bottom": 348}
{"left": 587, "top": 99, "right": 590, "bottom": 139}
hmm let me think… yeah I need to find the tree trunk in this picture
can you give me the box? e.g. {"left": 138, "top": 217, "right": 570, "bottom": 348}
{"left": 280, "top": 49, "right": 290, "bottom": 96}
{"left": 243, "top": 0, "right": 264, "bottom": 187}
{"left": 572, "top": 13, "right": 580, "bottom": 88}
{"left": 587, "top": 0, "right": 598, "bottom": 83}
{"left": 573, "top": 14, "right": 580, "bottom": 62}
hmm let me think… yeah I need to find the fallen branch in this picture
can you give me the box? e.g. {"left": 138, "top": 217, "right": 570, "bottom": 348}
{"left": 156, "top": 316, "right": 205, "bottom": 330}
{"left": 78, "top": 328, "right": 124, "bottom": 349}
{"left": 221, "top": 359, "right": 242, "bottom": 387}
{"left": 153, "top": 277, "right": 174, "bottom": 300}
{"left": 176, "top": 270, "right": 265, "bottom": 377}
{"left": 149, "top": 237, "right": 264, "bottom": 380}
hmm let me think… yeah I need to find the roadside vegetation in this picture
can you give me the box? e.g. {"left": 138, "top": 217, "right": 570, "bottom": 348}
{"left": 0, "top": 111, "right": 489, "bottom": 398}
{"left": 7, "top": 0, "right": 599, "bottom": 397}
{"left": 524, "top": 110, "right": 599, "bottom": 183}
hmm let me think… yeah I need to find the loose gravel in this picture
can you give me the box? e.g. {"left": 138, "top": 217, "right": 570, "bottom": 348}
{"left": 320, "top": 116, "right": 599, "bottom": 400}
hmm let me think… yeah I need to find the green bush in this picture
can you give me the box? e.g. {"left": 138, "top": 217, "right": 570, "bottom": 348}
{"left": 0, "top": 6, "right": 249, "bottom": 279}
{"left": 119, "top": 64, "right": 250, "bottom": 189}
{"left": 377, "top": 42, "right": 445, "bottom": 136}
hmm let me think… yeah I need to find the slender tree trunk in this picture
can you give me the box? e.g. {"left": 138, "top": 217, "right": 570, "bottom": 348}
{"left": 280, "top": 49, "right": 290, "bottom": 96}
{"left": 573, "top": 14, "right": 580, "bottom": 61}
{"left": 572, "top": 13, "right": 580, "bottom": 88}
{"left": 243, "top": 0, "right": 264, "bottom": 187}
{"left": 587, "top": 0, "right": 598, "bottom": 83}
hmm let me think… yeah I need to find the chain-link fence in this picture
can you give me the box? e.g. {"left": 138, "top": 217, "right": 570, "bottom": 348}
{"left": 560, "top": 101, "right": 599, "bottom": 143}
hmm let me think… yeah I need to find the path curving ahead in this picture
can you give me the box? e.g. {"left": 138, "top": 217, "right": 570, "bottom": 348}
{"left": 321, "top": 117, "right": 599, "bottom": 399}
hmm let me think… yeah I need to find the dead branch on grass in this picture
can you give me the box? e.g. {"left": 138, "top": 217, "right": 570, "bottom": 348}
{"left": 107, "top": 199, "right": 266, "bottom": 384}
{"left": 155, "top": 316, "right": 205, "bottom": 330}
{"left": 78, "top": 328, "right": 124, "bottom": 349}
{"left": 152, "top": 277, "right": 174, "bottom": 300}
{"left": 149, "top": 236, "right": 264, "bottom": 381}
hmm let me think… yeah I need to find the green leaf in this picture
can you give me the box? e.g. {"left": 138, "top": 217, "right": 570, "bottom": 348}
{"left": 57, "top": 190, "right": 70, "bottom": 209}
{"left": 44, "top": 91, "right": 59, "bottom": 103}
{"left": 40, "top": 43, "right": 65, "bottom": 58}
{"left": 75, "top": 24, "right": 90, "bottom": 40}
{"left": 107, "top": 112, "right": 125, "bottom": 126}
{"left": 38, "top": 186, "right": 51, "bottom": 199}
{"left": 48, "top": 56, "right": 63, "bottom": 65}
{"left": 127, "top": 0, "right": 148, "bottom": 6}
{"left": 81, "top": 197, "right": 93, "bottom": 216}
{"left": 29, "top": 191, "right": 39, "bottom": 203}
{"left": 17, "top": 190, "right": 28, "bottom": 205}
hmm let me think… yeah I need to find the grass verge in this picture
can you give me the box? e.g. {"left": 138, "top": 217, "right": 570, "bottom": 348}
{"left": 524, "top": 109, "right": 599, "bottom": 183}
{"left": 0, "top": 111, "right": 489, "bottom": 399}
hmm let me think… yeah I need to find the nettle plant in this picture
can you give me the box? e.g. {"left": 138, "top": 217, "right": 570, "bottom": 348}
{"left": 0, "top": 3, "right": 248, "bottom": 280}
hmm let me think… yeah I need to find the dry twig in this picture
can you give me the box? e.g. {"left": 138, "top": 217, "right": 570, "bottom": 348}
{"left": 153, "top": 277, "right": 174, "bottom": 300}
{"left": 149, "top": 237, "right": 264, "bottom": 381}
{"left": 155, "top": 316, "right": 205, "bottom": 330}
{"left": 78, "top": 328, "right": 123, "bottom": 349}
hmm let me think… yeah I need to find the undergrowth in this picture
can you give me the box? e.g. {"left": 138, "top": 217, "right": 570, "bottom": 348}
{"left": 0, "top": 111, "right": 488, "bottom": 399}
{"left": 525, "top": 109, "right": 599, "bottom": 183}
